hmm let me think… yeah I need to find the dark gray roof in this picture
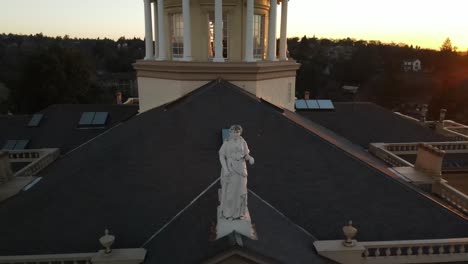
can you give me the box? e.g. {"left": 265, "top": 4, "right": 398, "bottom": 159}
{"left": 144, "top": 184, "right": 332, "bottom": 264}
{"left": 0, "top": 82, "right": 466, "bottom": 261}
{"left": 298, "top": 102, "right": 453, "bottom": 148}
{"left": 0, "top": 104, "right": 138, "bottom": 154}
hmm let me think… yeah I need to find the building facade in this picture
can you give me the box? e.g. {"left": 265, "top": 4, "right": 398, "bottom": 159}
{"left": 134, "top": 0, "right": 300, "bottom": 112}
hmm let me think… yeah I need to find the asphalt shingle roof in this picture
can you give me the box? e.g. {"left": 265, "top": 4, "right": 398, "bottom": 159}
{"left": 0, "top": 104, "right": 138, "bottom": 154}
{"left": 298, "top": 102, "right": 454, "bottom": 148}
{"left": 0, "top": 82, "right": 466, "bottom": 262}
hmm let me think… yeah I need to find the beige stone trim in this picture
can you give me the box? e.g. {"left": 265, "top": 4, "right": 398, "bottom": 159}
{"left": 315, "top": 238, "right": 468, "bottom": 264}
{"left": 0, "top": 248, "right": 146, "bottom": 264}
{"left": 133, "top": 60, "right": 300, "bottom": 81}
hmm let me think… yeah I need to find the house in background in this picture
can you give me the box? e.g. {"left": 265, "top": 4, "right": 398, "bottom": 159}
{"left": 403, "top": 59, "right": 422, "bottom": 72}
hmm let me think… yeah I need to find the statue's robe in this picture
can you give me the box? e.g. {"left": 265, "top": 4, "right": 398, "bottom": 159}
{"left": 219, "top": 137, "right": 250, "bottom": 219}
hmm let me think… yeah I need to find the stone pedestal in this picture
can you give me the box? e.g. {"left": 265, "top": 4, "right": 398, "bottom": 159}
{"left": 216, "top": 206, "right": 257, "bottom": 240}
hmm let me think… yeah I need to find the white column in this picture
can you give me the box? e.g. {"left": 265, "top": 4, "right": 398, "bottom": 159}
{"left": 157, "top": 0, "right": 167, "bottom": 60}
{"left": 244, "top": 0, "right": 255, "bottom": 62}
{"left": 143, "top": 0, "right": 154, "bottom": 60}
{"left": 267, "top": 0, "right": 278, "bottom": 61}
{"left": 183, "top": 0, "right": 192, "bottom": 61}
{"left": 213, "top": 0, "right": 224, "bottom": 62}
{"left": 279, "top": 0, "right": 288, "bottom": 61}
{"left": 152, "top": 1, "right": 159, "bottom": 59}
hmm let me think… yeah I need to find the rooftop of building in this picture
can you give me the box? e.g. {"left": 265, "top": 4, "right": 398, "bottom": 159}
{"left": 0, "top": 82, "right": 466, "bottom": 262}
{"left": 0, "top": 104, "right": 138, "bottom": 154}
{"left": 297, "top": 102, "right": 453, "bottom": 149}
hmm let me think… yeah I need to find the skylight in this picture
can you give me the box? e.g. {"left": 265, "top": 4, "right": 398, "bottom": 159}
{"left": 28, "top": 114, "right": 44, "bottom": 127}
{"left": 295, "top": 99, "right": 335, "bottom": 111}
{"left": 78, "top": 112, "right": 109, "bottom": 127}
{"left": 2, "top": 140, "right": 30, "bottom": 150}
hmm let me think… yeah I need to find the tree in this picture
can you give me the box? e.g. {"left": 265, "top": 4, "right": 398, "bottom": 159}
{"left": 440, "top": 37, "right": 453, "bottom": 52}
{"left": 11, "top": 45, "right": 100, "bottom": 113}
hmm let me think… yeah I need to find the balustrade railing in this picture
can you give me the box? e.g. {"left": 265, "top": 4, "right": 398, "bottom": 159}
{"left": 369, "top": 144, "right": 413, "bottom": 167}
{"left": 373, "top": 142, "right": 468, "bottom": 155}
{"left": 0, "top": 252, "right": 94, "bottom": 264}
{"left": 8, "top": 150, "right": 41, "bottom": 161}
{"left": 9, "top": 149, "right": 60, "bottom": 177}
{"left": 433, "top": 181, "right": 468, "bottom": 214}
{"left": 315, "top": 238, "right": 468, "bottom": 264}
{"left": 361, "top": 238, "right": 468, "bottom": 261}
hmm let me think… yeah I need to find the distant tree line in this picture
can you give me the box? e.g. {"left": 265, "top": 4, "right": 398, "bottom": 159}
{"left": 287, "top": 36, "right": 468, "bottom": 123}
{"left": 1, "top": 33, "right": 467, "bottom": 123}
{"left": 0, "top": 33, "right": 144, "bottom": 114}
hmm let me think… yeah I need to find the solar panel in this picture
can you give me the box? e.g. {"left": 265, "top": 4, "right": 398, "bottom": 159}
{"left": 28, "top": 114, "right": 44, "bottom": 127}
{"left": 79, "top": 112, "right": 95, "bottom": 125}
{"left": 295, "top": 100, "right": 308, "bottom": 109}
{"left": 305, "top": 100, "right": 320, "bottom": 109}
{"left": 222, "top": 129, "right": 230, "bottom": 142}
{"left": 2, "top": 140, "right": 16, "bottom": 150}
{"left": 92, "top": 112, "right": 109, "bottom": 125}
{"left": 317, "top": 100, "right": 335, "bottom": 110}
{"left": 14, "top": 140, "right": 29, "bottom": 150}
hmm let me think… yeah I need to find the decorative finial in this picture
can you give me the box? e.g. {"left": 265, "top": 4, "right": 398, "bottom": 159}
{"left": 99, "top": 229, "right": 115, "bottom": 254}
{"left": 342, "top": 220, "right": 357, "bottom": 247}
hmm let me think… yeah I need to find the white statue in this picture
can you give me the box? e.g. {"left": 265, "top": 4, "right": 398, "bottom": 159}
{"left": 218, "top": 125, "right": 255, "bottom": 220}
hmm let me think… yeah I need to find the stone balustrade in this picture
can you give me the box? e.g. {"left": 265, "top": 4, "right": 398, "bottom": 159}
{"left": 393, "top": 112, "right": 421, "bottom": 123}
{"left": 0, "top": 248, "right": 146, "bottom": 264}
{"left": 8, "top": 150, "right": 42, "bottom": 162}
{"left": 368, "top": 144, "right": 413, "bottom": 167}
{"left": 9, "top": 149, "right": 60, "bottom": 177}
{"left": 0, "top": 252, "right": 94, "bottom": 264}
{"left": 372, "top": 142, "right": 468, "bottom": 155}
{"left": 433, "top": 180, "right": 468, "bottom": 215}
{"left": 446, "top": 127, "right": 468, "bottom": 136}
{"left": 315, "top": 238, "right": 468, "bottom": 264}
{"left": 361, "top": 238, "right": 468, "bottom": 263}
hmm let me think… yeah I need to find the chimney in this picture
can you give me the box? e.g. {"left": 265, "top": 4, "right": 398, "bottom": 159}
{"left": 116, "top": 91, "right": 123, "bottom": 105}
{"left": 419, "top": 104, "right": 428, "bottom": 122}
{"left": 304, "top": 91, "right": 310, "bottom": 100}
{"left": 439, "top": 108, "right": 447, "bottom": 122}
{"left": 414, "top": 143, "right": 445, "bottom": 177}
{"left": 0, "top": 151, "right": 13, "bottom": 184}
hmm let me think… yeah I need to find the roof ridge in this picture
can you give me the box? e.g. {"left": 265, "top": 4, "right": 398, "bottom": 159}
{"left": 248, "top": 189, "right": 318, "bottom": 240}
{"left": 141, "top": 177, "right": 221, "bottom": 247}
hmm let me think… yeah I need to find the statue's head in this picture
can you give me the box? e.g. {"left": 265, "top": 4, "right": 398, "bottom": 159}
{"left": 229, "top": 124, "right": 243, "bottom": 139}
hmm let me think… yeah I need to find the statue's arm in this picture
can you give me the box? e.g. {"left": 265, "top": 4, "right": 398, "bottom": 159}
{"left": 243, "top": 140, "right": 255, "bottom": 165}
{"left": 219, "top": 143, "right": 229, "bottom": 175}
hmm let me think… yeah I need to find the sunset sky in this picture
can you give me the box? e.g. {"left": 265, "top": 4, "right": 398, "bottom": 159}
{"left": 0, "top": 0, "right": 467, "bottom": 51}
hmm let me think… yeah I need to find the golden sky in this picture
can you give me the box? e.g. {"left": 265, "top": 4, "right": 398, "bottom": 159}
{"left": 0, "top": 0, "right": 467, "bottom": 51}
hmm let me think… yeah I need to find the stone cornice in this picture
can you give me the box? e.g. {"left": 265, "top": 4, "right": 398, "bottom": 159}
{"left": 133, "top": 60, "right": 300, "bottom": 81}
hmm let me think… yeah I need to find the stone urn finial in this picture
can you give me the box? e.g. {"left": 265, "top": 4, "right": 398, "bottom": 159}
{"left": 342, "top": 220, "right": 357, "bottom": 247}
{"left": 99, "top": 229, "right": 115, "bottom": 254}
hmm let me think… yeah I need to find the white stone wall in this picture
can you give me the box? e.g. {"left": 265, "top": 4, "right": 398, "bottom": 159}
{"left": 138, "top": 76, "right": 296, "bottom": 113}
{"left": 232, "top": 77, "right": 296, "bottom": 111}
{"left": 137, "top": 77, "right": 208, "bottom": 112}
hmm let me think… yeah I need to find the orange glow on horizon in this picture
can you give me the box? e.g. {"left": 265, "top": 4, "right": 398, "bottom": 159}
{"left": 0, "top": 0, "right": 466, "bottom": 51}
